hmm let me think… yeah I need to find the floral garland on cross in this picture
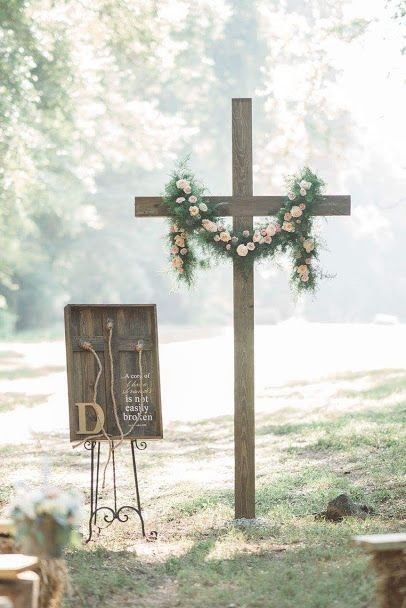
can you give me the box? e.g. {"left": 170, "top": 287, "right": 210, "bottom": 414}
{"left": 164, "top": 163, "right": 326, "bottom": 293}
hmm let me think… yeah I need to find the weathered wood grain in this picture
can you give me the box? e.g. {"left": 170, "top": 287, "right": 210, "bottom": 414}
{"left": 232, "top": 98, "right": 255, "bottom": 520}
{"left": 65, "top": 305, "right": 163, "bottom": 442}
{"left": 134, "top": 195, "right": 351, "bottom": 217}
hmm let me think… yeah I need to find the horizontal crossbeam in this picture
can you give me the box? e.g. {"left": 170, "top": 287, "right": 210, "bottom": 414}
{"left": 73, "top": 337, "right": 153, "bottom": 352}
{"left": 134, "top": 195, "right": 351, "bottom": 218}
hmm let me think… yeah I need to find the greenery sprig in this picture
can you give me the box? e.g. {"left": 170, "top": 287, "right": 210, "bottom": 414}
{"left": 164, "top": 162, "right": 325, "bottom": 292}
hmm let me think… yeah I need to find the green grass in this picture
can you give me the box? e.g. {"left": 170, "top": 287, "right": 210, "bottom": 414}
{"left": 1, "top": 364, "right": 405, "bottom": 607}
{"left": 0, "top": 392, "right": 50, "bottom": 413}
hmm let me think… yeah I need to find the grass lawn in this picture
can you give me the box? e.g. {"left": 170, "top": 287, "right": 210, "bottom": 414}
{"left": 1, "top": 366, "right": 405, "bottom": 607}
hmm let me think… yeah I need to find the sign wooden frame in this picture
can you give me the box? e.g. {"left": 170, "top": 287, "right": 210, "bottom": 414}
{"left": 65, "top": 304, "right": 163, "bottom": 442}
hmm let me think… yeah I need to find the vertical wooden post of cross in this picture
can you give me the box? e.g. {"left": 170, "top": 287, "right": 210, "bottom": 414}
{"left": 232, "top": 99, "right": 255, "bottom": 519}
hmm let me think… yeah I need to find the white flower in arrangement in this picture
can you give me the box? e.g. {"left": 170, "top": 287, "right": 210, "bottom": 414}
{"left": 189, "top": 206, "right": 199, "bottom": 216}
{"left": 174, "top": 235, "right": 185, "bottom": 248}
{"left": 183, "top": 185, "right": 192, "bottom": 194}
{"left": 176, "top": 197, "right": 185, "bottom": 203}
{"left": 176, "top": 179, "right": 189, "bottom": 190}
{"left": 189, "top": 195, "right": 198, "bottom": 204}
{"left": 236, "top": 244, "right": 248, "bottom": 256}
{"left": 266, "top": 224, "right": 276, "bottom": 237}
{"left": 300, "top": 188, "right": 307, "bottom": 196}
{"left": 303, "top": 238, "right": 315, "bottom": 253}
{"left": 287, "top": 192, "right": 296, "bottom": 201}
{"left": 202, "top": 219, "right": 218, "bottom": 232}
{"left": 220, "top": 231, "right": 231, "bottom": 242}
{"left": 171, "top": 245, "right": 179, "bottom": 254}
{"left": 253, "top": 231, "right": 261, "bottom": 243}
{"left": 172, "top": 256, "right": 183, "bottom": 269}
{"left": 199, "top": 203, "right": 208, "bottom": 212}
{"left": 290, "top": 206, "right": 302, "bottom": 218}
{"left": 247, "top": 242, "right": 255, "bottom": 251}
{"left": 242, "top": 230, "right": 250, "bottom": 238}
{"left": 282, "top": 221, "right": 295, "bottom": 232}
{"left": 226, "top": 244, "right": 231, "bottom": 250}
{"left": 284, "top": 212, "right": 292, "bottom": 221}
{"left": 180, "top": 248, "right": 188, "bottom": 255}
{"left": 214, "top": 234, "right": 220, "bottom": 242}
{"left": 300, "top": 179, "right": 312, "bottom": 190}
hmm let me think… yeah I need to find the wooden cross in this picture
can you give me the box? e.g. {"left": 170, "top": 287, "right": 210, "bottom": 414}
{"left": 134, "top": 98, "right": 351, "bottom": 519}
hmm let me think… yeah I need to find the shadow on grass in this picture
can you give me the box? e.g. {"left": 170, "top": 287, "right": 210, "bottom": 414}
{"left": 65, "top": 526, "right": 374, "bottom": 608}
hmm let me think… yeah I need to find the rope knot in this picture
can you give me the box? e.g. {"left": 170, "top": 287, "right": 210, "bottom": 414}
{"left": 80, "top": 341, "right": 92, "bottom": 351}
{"left": 136, "top": 339, "right": 144, "bottom": 352}
{"left": 106, "top": 318, "right": 114, "bottom": 330}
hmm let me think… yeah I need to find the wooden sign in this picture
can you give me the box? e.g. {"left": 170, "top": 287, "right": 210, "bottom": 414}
{"left": 64, "top": 305, "right": 163, "bottom": 442}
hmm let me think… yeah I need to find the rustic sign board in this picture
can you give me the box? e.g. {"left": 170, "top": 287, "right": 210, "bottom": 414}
{"left": 64, "top": 304, "right": 163, "bottom": 442}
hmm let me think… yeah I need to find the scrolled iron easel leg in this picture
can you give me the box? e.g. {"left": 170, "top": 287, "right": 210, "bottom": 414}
{"left": 85, "top": 440, "right": 96, "bottom": 543}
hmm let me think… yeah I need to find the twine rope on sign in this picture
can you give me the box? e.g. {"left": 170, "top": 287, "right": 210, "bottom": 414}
{"left": 73, "top": 319, "right": 145, "bottom": 486}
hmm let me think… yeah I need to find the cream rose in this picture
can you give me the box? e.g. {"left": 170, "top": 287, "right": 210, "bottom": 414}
{"left": 180, "top": 248, "right": 188, "bottom": 255}
{"left": 188, "top": 195, "right": 197, "bottom": 204}
{"left": 189, "top": 206, "right": 199, "bottom": 216}
{"left": 236, "top": 244, "right": 248, "bottom": 257}
{"left": 290, "top": 206, "right": 302, "bottom": 218}
{"left": 176, "top": 197, "right": 185, "bottom": 203}
{"left": 183, "top": 185, "right": 192, "bottom": 194}
{"left": 176, "top": 179, "right": 188, "bottom": 190}
{"left": 297, "top": 264, "right": 308, "bottom": 275}
{"left": 300, "top": 188, "right": 307, "bottom": 196}
{"left": 303, "top": 238, "right": 315, "bottom": 253}
{"left": 287, "top": 192, "right": 296, "bottom": 201}
{"left": 174, "top": 235, "right": 185, "bottom": 248}
{"left": 199, "top": 203, "right": 208, "bottom": 212}
{"left": 247, "top": 242, "right": 255, "bottom": 251}
{"left": 253, "top": 232, "right": 261, "bottom": 243}
{"left": 284, "top": 212, "right": 292, "bottom": 221}
{"left": 220, "top": 231, "right": 231, "bottom": 242}
{"left": 202, "top": 219, "right": 217, "bottom": 232}
{"left": 266, "top": 224, "right": 276, "bottom": 237}
{"left": 282, "top": 221, "right": 295, "bottom": 232}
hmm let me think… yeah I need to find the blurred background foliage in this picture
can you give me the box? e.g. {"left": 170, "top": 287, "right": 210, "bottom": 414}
{"left": 0, "top": 0, "right": 405, "bottom": 334}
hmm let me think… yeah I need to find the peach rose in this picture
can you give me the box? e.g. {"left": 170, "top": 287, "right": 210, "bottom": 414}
{"left": 290, "top": 206, "right": 302, "bottom": 218}
{"left": 202, "top": 219, "right": 217, "bottom": 232}
{"left": 303, "top": 238, "right": 315, "bottom": 253}
{"left": 220, "top": 231, "right": 231, "bottom": 242}
{"left": 189, "top": 206, "right": 199, "bottom": 216}
{"left": 172, "top": 256, "right": 183, "bottom": 269}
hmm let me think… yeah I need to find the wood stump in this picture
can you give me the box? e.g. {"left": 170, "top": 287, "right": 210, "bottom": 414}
{"left": 354, "top": 533, "right": 406, "bottom": 608}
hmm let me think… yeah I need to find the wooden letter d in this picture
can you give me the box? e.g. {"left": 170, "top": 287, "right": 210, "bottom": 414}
{"left": 75, "top": 402, "right": 105, "bottom": 435}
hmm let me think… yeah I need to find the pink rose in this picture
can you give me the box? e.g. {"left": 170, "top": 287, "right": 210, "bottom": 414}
{"left": 171, "top": 245, "right": 179, "bottom": 254}
{"left": 180, "top": 248, "right": 188, "bottom": 255}
{"left": 183, "top": 185, "right": 192, "bottom": 194}
{"left": 299, "top": 203, "right": 306, "bottom": 210}
{"left": 189, "top": 195, "right": 197, "bottom": 204}
{"left": 226, "top": 244, "right": 231, "bottom": 250}
{"left": 290, "top": 206, "right": 302, "bottom": 218}
{"left": 264, "top": 235, "right": 272, "bottom": 244}
{"left": 253, "top": 232, "right": 261, "bottom": 243}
